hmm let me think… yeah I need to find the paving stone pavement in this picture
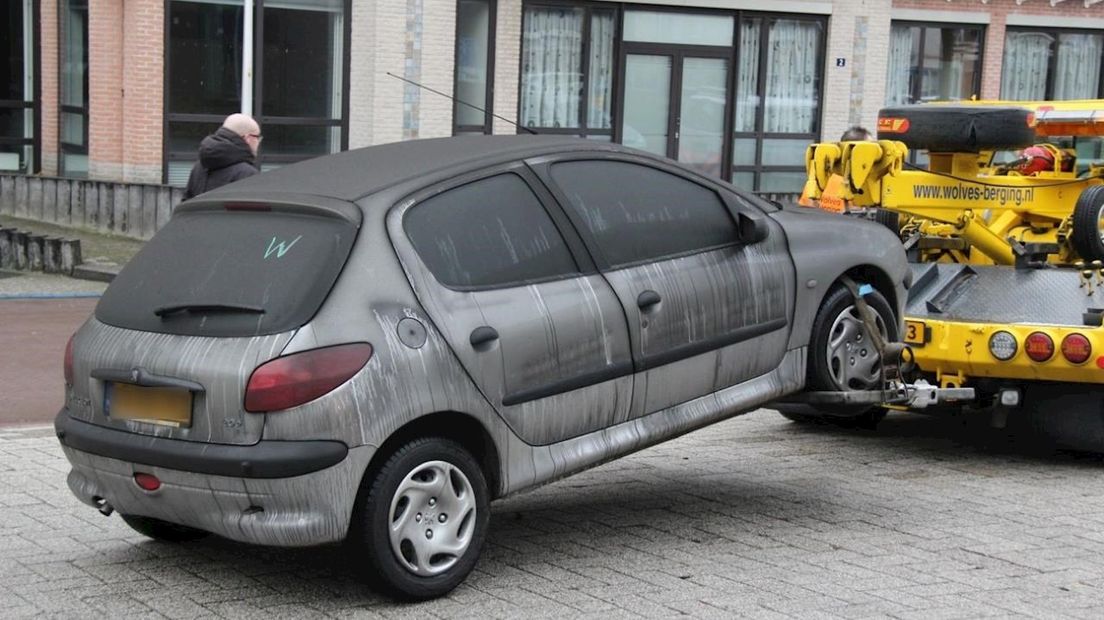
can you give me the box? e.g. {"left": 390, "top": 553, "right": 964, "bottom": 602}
{"left": 3, "top": 410, "right": 1104, "bottom": 619}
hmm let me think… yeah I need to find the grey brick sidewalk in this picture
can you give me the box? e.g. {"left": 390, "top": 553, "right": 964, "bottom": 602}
{"left": 3, "top": 411, "right": 1104, "bottom": 618}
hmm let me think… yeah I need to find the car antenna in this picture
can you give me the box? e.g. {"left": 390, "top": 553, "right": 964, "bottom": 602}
{"left": 385, "top": 72, "right": 539, "bottom": 135}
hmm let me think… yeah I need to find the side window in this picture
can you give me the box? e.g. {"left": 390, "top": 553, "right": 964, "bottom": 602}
{"left": 550, "top": 160, "right": 739, "bottom": 267}
{"left": 404, "top": 173, "right": 579, "bottom": 289}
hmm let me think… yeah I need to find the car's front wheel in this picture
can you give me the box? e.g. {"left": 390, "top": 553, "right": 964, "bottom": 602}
{"left": 352, "top": 437, "right": 489, "bottom": 601}
{"left": 803, "top": 284, "right": 899, "bottom": 427}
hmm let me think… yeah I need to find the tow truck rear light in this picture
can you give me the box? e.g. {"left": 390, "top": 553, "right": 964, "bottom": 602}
{"left": 244, "top": 343, "right": 373, "bottom": 413}
{"left": 989, "top": 331, "right": 1018, "bottom": 361}
{"left": 1061, "top": 333, "right": 1092, "bottom": 365}
{"left": 1024, "top": 332, "right": 1055, "bottom": 363}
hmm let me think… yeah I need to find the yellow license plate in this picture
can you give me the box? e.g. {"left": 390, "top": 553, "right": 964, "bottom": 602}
{"left": 904, "top": 319, "right": 928, "bottom": 346}
{"left": 108, "top": 383, "right": 193, "bottom": 427}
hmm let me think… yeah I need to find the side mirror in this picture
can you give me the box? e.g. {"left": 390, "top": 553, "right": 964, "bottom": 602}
{"left": 739, "top": 212, "right": 769, "bottom": 244}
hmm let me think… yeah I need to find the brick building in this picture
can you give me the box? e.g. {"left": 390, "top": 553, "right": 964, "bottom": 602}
{"left": 2, "top": 0, "right": 1103, "bottom": 194}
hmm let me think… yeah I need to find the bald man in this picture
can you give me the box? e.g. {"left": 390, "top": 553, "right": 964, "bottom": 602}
{"left": 183, "top": 113, "right": 262, "bottom": 200}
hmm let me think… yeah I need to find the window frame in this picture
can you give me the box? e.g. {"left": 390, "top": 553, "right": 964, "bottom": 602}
{"left": 58, "top": 0, "right": 88, "bottom": 178}
{"left": 729, "top": 11, "right": 828, "bottom": 193}
{"left": 530, "top": 151, "right": 751, "bottom": 271}
{"left": 888, "top": 20, "right": 986, "bottom": 106}
{"left": 161, "top": 0, "right": 352, "bottom": 184}
{"left": 1002, "top": 25, "right": 1104, "bottom": 100}
{"left": 516, "top": 0, "right": 622, "bottom": 139}
{"left": 0, "top": 0, "right": 40, "bottom": 174}
{"left": 400, "top": 162, "right": 594, "bottom": 292}
{"left": 453, "top": 0, "right": 497, "bottom": 135}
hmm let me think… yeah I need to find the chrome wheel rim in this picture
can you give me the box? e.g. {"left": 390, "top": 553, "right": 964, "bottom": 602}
{"left": 388, "top": 460, "right": 477, "bottom": 577}
{"left": 826, "top": 304, "right": 887, "bottom": 390}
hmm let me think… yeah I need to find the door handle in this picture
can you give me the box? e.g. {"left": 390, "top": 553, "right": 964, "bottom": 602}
{"left": 637, "top": 290, "right": 661, "bottom": 310}
{"left": 469, "top": 326, "right": 499, "bottom": 348}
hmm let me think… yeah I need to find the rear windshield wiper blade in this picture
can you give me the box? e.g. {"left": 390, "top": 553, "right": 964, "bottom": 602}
{"left": 154, "top": 303, "right": 266, "bottom": 318}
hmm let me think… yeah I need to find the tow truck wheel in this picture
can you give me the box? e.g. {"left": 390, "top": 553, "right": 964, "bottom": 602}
{"left": 1070, "top": 185, "right": 1104, "bottom": 261}
{"left": 804, "top": 285, "right": 899, "bottom": 427}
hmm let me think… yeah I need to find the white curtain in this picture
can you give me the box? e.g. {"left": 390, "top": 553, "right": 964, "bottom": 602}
{"left": 885, "top": 26, "right": 913, "bottom": 105}
{"left": 1001, "top": 31, "right": 1051, "bottom": 100}
{"left": 1054, "top": 33, "right": 1103, "bottom": 100}
{"left": 734, "top": 19, "right": 760, "bottom": 132}
{"left": 586, "top": 11, "right": 615, "bottom": 129}
{"left": 763, "top": 19, "right": 820, "bottom": 133}
{"left": 520, "top": 7, "right": 583, "bottom": 128}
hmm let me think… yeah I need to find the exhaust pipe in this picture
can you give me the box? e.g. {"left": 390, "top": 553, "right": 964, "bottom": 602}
{"left": 92, "top": 496, "right": 114, "bottom": 517}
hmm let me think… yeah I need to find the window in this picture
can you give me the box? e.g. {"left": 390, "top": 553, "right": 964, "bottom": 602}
{"left": 731, "top": 16, "right": 825, "bottom": 192}
{"left": 1002, "top": 28, "right": 1104, "bottom": 101}
{"left": 454, "top": 0, "right": 495, "bottom": 134}
{"left": 885, "top": 23, "right": 983, "bottom": 106}
{"left": 404, "top": 173, "right": 579, "bottom": 288}
{"left": 59, "top": 0, "right": 88, "bottom": 178}
{"left": 551, "top": 160, "right": 738, "bottom": 267}
{"left": 165, "top": 0, "right": 349, "bottom": 185}
{"left": 1, "top": 0, "right": 36, "bottom": 173}
{"left": 519, "top": 3, "right": 616, "bottom": 137}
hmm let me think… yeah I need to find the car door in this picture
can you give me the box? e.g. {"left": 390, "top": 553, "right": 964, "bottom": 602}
{"left": 533, "top": 154, "right": 796, "bottom": 415}
{"left": 387, "top": 164, "right": 635, "bottom": 445}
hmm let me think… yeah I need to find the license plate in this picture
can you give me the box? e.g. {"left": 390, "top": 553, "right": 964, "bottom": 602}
{"left": 904, "top": 319, "right": 928, "bottom": 346}
{"left": 107, "top": 383, "right": 193, "bottom": 427}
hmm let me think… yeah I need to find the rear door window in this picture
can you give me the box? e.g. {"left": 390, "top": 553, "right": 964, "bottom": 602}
{"left": 96, "top": 208, "right": 357, "bottom": 337}
{"left": 403, "top": 172, "right": 579, "bottom": 289}
{"left": 550, "top": 160, "right": 739, "bottom": 268}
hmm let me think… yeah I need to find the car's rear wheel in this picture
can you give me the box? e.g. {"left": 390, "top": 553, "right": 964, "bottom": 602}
{"left": 120, "top": 514, "right": 209, "bottom": 542}
{"left": 352, "top": 437, "right": 489, "bottom": 601}
{"left": 877, "top": 106, "right": 1035, "bottom": 152}
{"left": 803, "top": 285, "right": 899, "bottom": 428}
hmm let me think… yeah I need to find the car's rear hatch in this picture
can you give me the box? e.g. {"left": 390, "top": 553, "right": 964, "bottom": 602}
{"left": 69, "top": 196, "right": 360, "bottom": 445}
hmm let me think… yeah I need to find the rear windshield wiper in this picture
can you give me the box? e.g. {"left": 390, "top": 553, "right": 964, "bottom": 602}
{"left": 154, "top": 303, "right": 266, "bottom": 318}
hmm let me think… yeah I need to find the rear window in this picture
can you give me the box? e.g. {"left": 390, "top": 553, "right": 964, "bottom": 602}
{"left": 96, "top": 208, "right": 357, "bottom": 337}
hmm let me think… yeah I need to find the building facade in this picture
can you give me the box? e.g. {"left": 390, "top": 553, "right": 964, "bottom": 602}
{"left": 3, "top": 0, "right": 1104, "bottom": 195}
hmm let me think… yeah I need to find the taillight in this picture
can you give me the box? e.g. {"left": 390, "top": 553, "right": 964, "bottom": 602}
{"left": 244, "top": 343, "right": 373, "bottom": 412}
{"left": 1061, "top": 333, "right": 1092, "bottom": 365}
{"left": 1024, "top": 332, "right": 1055, "bottom": 363}
{"left": 64, "top": 334, "right": 75, "bottom": 385}
{"left": 988, "top": 331, "right": 1017, "bottom": 361}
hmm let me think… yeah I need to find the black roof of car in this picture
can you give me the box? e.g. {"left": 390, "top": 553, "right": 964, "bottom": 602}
{"left": 202, "top": 135, "right": 620, "bottom": 203}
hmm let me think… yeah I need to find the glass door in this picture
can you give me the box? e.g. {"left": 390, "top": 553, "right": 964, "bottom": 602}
{"left": 621, "top": 48, "right": 729, "bottom": 177}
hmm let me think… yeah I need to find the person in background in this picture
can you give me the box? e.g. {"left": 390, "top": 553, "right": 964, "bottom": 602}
{"left": 183, "top": 113, "right": 262, "bottom": 200}
{"left": 799, "top": 125, "right": 874, "bottom": 213}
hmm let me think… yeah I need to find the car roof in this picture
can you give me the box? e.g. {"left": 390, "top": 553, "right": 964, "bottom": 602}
{"left": 201, "top": 135, "right": 623, "bottom": 203}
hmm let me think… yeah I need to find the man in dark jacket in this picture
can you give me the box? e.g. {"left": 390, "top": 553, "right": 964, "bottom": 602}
{"left": 182, "top": 114, "right": 262, "bottom": 200}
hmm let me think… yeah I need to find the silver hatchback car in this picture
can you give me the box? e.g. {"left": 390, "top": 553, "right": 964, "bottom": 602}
{"left": 56, "top": 136, "right": 908, "bottom": 599}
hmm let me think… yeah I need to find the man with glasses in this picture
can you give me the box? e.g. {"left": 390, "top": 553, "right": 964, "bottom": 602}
{"left": 183, "top": 114, "right": 262, "bottom": 200}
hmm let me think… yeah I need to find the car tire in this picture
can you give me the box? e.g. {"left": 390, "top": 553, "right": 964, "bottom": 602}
{"left": 877, "top": 106, "right": 1035, "bottom": 152}
{"left": 806, "top": 285, "right": 899, "bottom": 425}
{"left": 352, "top": 437, "right": 489, "bottom": 601}
{"left": 120, "top": 514, "right": 209, "bottom": 542}
{"left": 1071, "top": 185, "right": 1104, "bottom": 262}
{"left": 873, "top": 208, "right": 900, "bottom": 232}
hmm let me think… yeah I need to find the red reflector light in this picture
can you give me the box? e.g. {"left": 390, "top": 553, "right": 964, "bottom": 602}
{"left": 64, "top": 334, "right": 75, "bottom": 385}
{"left": 1024, "top": 332, "right": 1055, "bottom": 362}
{"left": 134, "top": 473, "right": 161, "bottom": 491}
{"left": 1061, "top": 333, "right": 1092, "bottom": 365}
{"left": 244, "top": 343, "right": 373, "bottom": 413}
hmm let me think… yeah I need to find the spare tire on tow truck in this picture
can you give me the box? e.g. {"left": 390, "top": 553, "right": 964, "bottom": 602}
{"left": 877, "top": 105, "right": 1036, "bottom": 153}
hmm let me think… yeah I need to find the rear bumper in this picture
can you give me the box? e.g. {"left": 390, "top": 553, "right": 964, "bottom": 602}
{"left": 55, "top": 409, "right": 347, "bottom": 478}
{"left": 55, "top": 409, "right": 375, "bottom": 546}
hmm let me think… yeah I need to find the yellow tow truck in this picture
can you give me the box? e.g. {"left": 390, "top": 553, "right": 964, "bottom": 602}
{"left": 797, "top": 100, "right": 1104, "bottom": 448}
